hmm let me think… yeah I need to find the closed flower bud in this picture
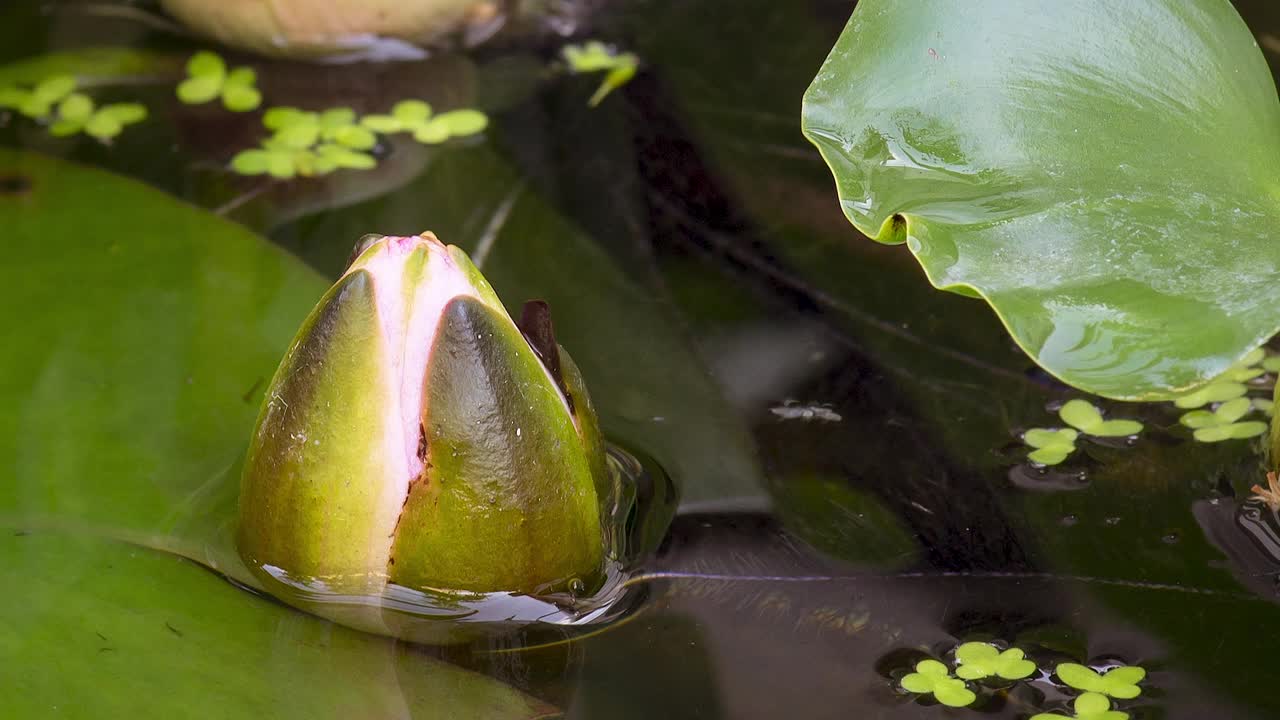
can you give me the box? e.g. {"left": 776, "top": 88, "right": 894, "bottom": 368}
{"left": 238, "top": 233, "right": 607, "bottom": 610}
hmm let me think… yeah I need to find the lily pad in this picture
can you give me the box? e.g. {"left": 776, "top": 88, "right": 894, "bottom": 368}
{"left": 0, "top": 47, "right": 179, "bottom": 87}
{"left": 1, "top": 533, "right": 555, "bottom": 719}
{"left": 0, "top": 149, "right": 552, "bottom": 716}
{"left": 802, "top": 0, "right": 1280, "bottom": 400}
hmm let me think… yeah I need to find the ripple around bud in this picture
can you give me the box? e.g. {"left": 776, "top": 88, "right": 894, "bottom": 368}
{"left": 236, "top": 443, "right": 670, "bottom": 647}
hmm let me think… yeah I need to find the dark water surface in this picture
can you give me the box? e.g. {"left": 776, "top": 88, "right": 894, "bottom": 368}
{"left": 5, "top": 1, "right": 1280, "bottom": 718}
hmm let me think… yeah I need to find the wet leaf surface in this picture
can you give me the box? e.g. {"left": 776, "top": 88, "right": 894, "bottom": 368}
{"left": 803, "top": 0, "right": 1280, "bottom": 400}
{"left": 7, "top": 1, "right": 1280, "bottom": 719}
{"left": 0, "top": 148, "right": 555, "bottom": 718}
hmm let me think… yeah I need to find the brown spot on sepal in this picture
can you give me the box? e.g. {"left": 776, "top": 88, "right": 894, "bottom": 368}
{"left": 516, "top": 300, "right": 576, "bottom": 414}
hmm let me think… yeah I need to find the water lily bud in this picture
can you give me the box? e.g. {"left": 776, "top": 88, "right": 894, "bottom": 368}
{"left": 238, "top": 233, "right": 606, "bottom": 601}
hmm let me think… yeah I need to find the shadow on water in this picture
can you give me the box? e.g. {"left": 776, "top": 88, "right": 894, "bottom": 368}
{"left": 6, "top": 0, "right": 1280, "bottom": 718}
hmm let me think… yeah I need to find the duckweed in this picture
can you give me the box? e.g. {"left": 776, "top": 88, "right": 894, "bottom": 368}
{"left": 176, "top": 51, "right": 261, "bottom": 111}
{"left": 1030, "top": 692, "right": 1129, "bottom": 720}
{"left": 1023, "top": 428, "right": 1079, "bottom": 466}
{"left": 1055, "top": 663, "right": 1145, "bottom": 699}
{"left": 1058, "top": 400, "right": 1143, "bottom": 438}
{"left": 361, "top": 100, "right": 488, "bottom": 144}
{"left": 952, "top": 642, "right": 1036, "bottom": 681}
{"left": 1179, "top": 397, "right": 1267, "bottom": 442}
{"left": 899, "top": 659, "right": 976, "bottom": 707}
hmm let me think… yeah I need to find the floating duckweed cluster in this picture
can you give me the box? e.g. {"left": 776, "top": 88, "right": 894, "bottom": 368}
{"left": 562, "top": 41, "right": 639, "bottom": 106}
{"left": 1179, "top": 397, "right": 1266, "bottom": 442}
{"left": 176, "top": 51, "right": 262, "bottom": 111}
{"left": 360, "top": 100, "right": 488, "bottom": 143}
{"left": 1055, "top": 663, "right": 1145, "bottom": 698}
{"left": 900, "top": 658, "right": 975, "bottom": 707}
{"left": 896, "top": 642, "right": 1147, "bottom": 718}
{"left": 1172, "top": 348, "right": 1271, "bottom": 442}
{"left": 952, "top": 642, "right": 1036, "bottom": 681}
{"left": 230, "top": 107, "right": 377, "bottom": 179}
{"left": 1021, "top": 347, "right": 1280, "bottom": 466}
{"left": 228, "top": 100, "right": 488, "bottom": 179}
{"left": 1031, "top": 692, "right": 1129, "bottom": 720}
{"left": 0, "top": 74, "right": 147, "bottom": 141}
{"left": 2, "top": 49, "right": 489, "bottom": 171}
{"left": 1023, "top": 400, "right": 1143, "bottom": 466}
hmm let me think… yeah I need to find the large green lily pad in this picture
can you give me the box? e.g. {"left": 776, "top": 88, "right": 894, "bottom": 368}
{"left": 2, "top": 533, "right": 556, "bottom": 719}
{"left": 0, "top": 148, "right": 555, "bottom": 718}
{"left": 803, "top": 0, "right": 1280, "bottom": 400}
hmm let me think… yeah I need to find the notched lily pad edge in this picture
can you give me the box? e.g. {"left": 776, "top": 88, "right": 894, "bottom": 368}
{"left": 798, "top": 118, "right": 1276, "bottom": 403}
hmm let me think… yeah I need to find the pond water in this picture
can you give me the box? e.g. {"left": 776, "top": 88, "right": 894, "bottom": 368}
{"left": 5, "top": 1, "right": 1280, "bottom": 718}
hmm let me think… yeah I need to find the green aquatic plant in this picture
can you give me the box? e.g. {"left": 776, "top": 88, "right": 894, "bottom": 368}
{"left": 952, "top": 642, "right": 1037, "bottom": 681}
{"left": 360, "top": 100, "right": 488, "bottom": 144}
{"left": 802, "top": 0, "right": 1280, "bottom": 400}
{"left": 264, "top": 106, "right": 377, "bottom": 150}
{"left": 1220, "top": 348, "right": 1267, "bottom": 382}
{"left": 562, "top": 41, "right": 639, "bottom": 106}
{"left": 1179, "top": 397, "right": 1267, "bottom": 443}
{"left": 1023, "top": 428, "right": 1079, "bottom": 466}
{"left": 230, "top": 106, "right": 379, "bottom": 178}
{"left": 1173, "top": 381, "right": 1249, "bottom": 409}
{"left": 899, "top": 659, "right": 976, "bottom": 707}
{"left": 1058, "top": 400, "right": 1143, "bottom": 438}
{"left": 176, "top": 51, "right": 261, "bottom": 112}
{"left": 1055, "top": 663, "right": 1145, "bottom": 699}
{"left": 1022, "top": 401, "right": 1142, "bottom": 466}
{"left": 0, "top": 75, "right": 146, "bottom": 141}
{"left": 0, "top": 74, "right": 76, "bottom": 118}
{"left": 231, "top": 138, "right": 375, "bottom": 179}
{"left": 1171, "top": 349, "right": 1265, "bottom": 414}
{"left": 48, "top": 93, "right": 146, "bottom": 141}
{"left": 1031, "top": 692, "right": 1129, "bottom": 720}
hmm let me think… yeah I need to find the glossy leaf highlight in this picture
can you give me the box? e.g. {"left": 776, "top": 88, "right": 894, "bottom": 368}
{"left": 803, "top": 0, "right": 1280, "bottom": 399}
